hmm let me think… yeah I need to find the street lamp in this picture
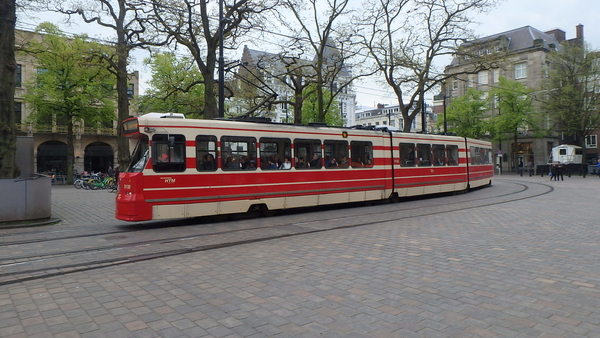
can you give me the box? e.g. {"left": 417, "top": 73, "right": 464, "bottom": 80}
{"left": 218, "top": 0, "right": 225, "bottom": 118}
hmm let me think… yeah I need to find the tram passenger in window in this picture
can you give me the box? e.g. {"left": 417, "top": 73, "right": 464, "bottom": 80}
{"left": 272, "top": 154, "right": 281, "bottom": 167}
{"left": 206, "top": 154, "right": 217, "bottom": 170}
{"left": 339, "top": 156, "right": 349, "bottom": 168}
{"left": 199, "top": 154, "right": 208, "bottom": 168}
{"left": 228, "top": 155, "right": 240, "bottom": 170}
{"left": 352, "top": 157, "right": 364, "bottom": 167}
{"left": 279, "top": 157, "right": 291, "bottom": 169}
{"left": 240, "top": 156, "right": 250, "bottom": 169}
{"left": 365, "top": 159, "right": 373, "bottom": 167}
{"left": 296, "top": 157, "right": 308, "bottom": 169}
{"left": 310, "top": 154, "right": 322, "bottom": 168}
{"left": 326, "top": 157, "right": 338, "bottom": 168}
{"left": 448, "top": 157, "right": 457, "bottom": 166}
{"left": 199, "top": 154, "right": 217, "bottom": 170}
{"left": 159, "top": 152, "right": 170, "bottom": 162}
{"left": 267, "top": 158, "right": 278, "bottom": 170}
{"left": 247, "top": 160, "right": 257, "bottom": 170}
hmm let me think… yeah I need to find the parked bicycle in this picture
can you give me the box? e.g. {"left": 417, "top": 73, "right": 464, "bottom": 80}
{"left": 87, "top": 175, "right": 115, "bottom": 190}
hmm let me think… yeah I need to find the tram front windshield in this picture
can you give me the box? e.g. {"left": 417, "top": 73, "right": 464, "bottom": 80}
{"left": 128, "top": 138, "right": 149, "bottom": 172}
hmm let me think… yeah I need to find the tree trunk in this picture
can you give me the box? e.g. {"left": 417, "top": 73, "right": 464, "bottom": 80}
{"left": 66, "top": 116, "right": 75, "bottom": 185}
{"left": 116, "top": 28, "right": 131, "bottom": 171}
{"left": 294, "top": 86, "right": 303, "bottom": 124}
{"left": 0, "top": 0, "right": 18, "bottom": 178}
{"left": 204, "top": 77, "right": 218, "bottom": 119}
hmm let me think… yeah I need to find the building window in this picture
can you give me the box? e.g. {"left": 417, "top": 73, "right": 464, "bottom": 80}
{"left": 586, "top": 135, "right": 597, "bottom": 148}
{"left": 467, "top": 74, "right": 475, "bottom": 87}
{"left": 15, "top": 102, "right": 22, "bottom": 124}
{"left": 452, "top": 78, "right": 458, "bottom": 90}
{"left": 15, "top": 64, "right": 22, "bottom": 87}
{"left": 478, "top": 71, "right": 488, "bottom": 85}
{"left": 127, "top": 84, "right": 134, "bottom": 99}
{"left": 515, "top": 62, "right": 527, "bottom": 79}
{"left": 493, "top": 69, "right": 500, "bottom": 83}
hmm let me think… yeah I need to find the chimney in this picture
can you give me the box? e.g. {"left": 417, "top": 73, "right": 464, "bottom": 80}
{"left": 377, "top": 103, "right": 385, "bottom": 109}
{"left": 576, "top": 24, "right": 584, "bottom": 41}
{"left": 545, "top": 29, "right": 565, "bottom": 42}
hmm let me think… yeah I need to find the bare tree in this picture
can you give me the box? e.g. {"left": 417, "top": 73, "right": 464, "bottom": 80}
{"left": 358, "top": 0, "right": 500, "bottom": 132}
{"left": 0, "top": 0, "right": 18, "bottom": 178}
{"left": 236, "top": 48, "right": 315, "bottom": 124}
{"left": 277, "top": 0, "right": 371, "bottom": 123}
{"left": 147, "top": 0, "right": 278, "bottom": 120}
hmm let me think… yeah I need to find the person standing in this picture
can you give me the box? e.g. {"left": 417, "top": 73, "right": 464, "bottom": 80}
{"left": 556, "top": 162, "right": 564, "bottom": 181}
{"left": 597, "top": 159, "right": 600, "bottom": 177}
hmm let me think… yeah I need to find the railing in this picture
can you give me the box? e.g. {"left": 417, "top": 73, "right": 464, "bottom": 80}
{"left": 16, "top": 123, "right": 117, "bottom": 136}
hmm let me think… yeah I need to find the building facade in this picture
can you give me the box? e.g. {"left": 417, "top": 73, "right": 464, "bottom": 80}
{"left": 442, "top": 25, "right": 599, "bottom": 172}
{"left": 355, "top": 103, "right": 435, "bottom": 133}
{"left": 13, "top": 29, "right": 139, "bottom": 177}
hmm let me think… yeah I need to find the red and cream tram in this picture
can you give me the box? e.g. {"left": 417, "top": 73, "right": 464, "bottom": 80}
{"left": 116, "top": 113, "right": 493, "bottom": 221}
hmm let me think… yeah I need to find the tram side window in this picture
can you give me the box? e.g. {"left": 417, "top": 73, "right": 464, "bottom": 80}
{"left": 295, "top": 139, "right": 322, "bottom": 169}
{"left": 432, "top": 144, "right": 446, "bottom": 166}
{"left": 350, "top": 141, "right": 373, "bottom": 168}
{"left": 221, "top": 136, "right": 257, "bottom": 170}
{"left": 152, "top": 134, "right": 186, "bottom": 172}
{"left": 260, "top": 137, "right": 291, "bottom": 170}
{"left": 480, "top": 148, "right": 491, "bottom": 164}
{"left": 324, "top": 140, "right": 349, "bottom": 168}
{"left": 400, "top": 143, "right": 415, "bottom": 167}
{"left": 417, "top": 144, "right": 431, "bottom": 166}
{"left": 447, "top": 145, "right": 459, "bottom": 165}
{"left": 470, "top": 147, "right": 478, "bottom": 165}
{"left": 196, "top": 135, "right": 217, "bottom": 171}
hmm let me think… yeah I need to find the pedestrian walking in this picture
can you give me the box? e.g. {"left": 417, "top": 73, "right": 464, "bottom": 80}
{"left": 550, "top": 162, "right": 557, "bottom": 180}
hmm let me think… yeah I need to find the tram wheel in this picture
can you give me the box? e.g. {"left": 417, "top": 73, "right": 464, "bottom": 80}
{"left": 390, "top": 193, "right": 401, "bottom": 203}
{"left": 260, "top": 205, "right": 275, "bottom": 217}
{"left": 211, "top": 214, "right": 230, "bottom": 222}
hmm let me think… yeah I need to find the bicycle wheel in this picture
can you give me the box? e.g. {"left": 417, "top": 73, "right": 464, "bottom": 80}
{"left": 74, "top": 180, "right": 83, "bottom": 189}
{"left": 87, "top": 179, "right": 101, "bottom": 190}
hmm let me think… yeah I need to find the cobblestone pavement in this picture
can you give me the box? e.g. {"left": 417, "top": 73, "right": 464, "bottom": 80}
{"left": 1, "top": 175, "right": 600, "bottom": 337}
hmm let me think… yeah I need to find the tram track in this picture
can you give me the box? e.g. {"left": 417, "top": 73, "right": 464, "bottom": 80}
{"left": 0, "top": 179, "right": 551, "bottom": 286}
{"left": 0, "top": 178, "right": 529, "bottom": 245}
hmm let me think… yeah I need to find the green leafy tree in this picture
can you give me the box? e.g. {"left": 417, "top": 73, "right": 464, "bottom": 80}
{"left": 489, "top": 76, "right": 541, "bottom": 166}
{"left": 137, "top": 52, "right": 205, "bottom": 118}
{"left": 301, "top": 84, "right": 343, "bottom": 126}
{"left": 0, "top": 0, "right": 18, "bottom": 178}
{"left": 542, "top": 42, "right": 600, "bottom": 156}
{"left": 24, "top": 23, "right": 116, "bottom": 184}
{"left": 439, "top": 88, "right": 490, "bottom": 139}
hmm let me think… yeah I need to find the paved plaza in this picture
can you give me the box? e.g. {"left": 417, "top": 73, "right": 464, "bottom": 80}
{"left": 1, "top": 174, "right": 600, "bottom": 337}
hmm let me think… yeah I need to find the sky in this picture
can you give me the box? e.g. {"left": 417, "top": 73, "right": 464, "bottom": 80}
{"left": 16, "top": 0, "right": 600, "bottom": 109}
{"left": 355, "top": 0, "right": 600, "bottom": 107}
